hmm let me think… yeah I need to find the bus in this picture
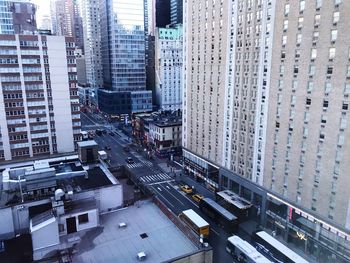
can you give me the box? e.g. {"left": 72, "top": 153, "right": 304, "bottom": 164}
{"left": 226, "top": 235, "right": 272, "bottom": 263}
{"left": 179, "top": 209, "right": 210, "bottom": 237}
{"left": 252, "top": 231, "right": 309, "bottom": 263}
{"left": 199, "top": 197, "right": 238, "bottom": 232}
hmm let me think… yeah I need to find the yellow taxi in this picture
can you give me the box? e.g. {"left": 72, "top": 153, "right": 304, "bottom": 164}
{"left": 180, "top": 185, "right": 193, "bottom": 194}
{"left": 191, "top": 194, "right": 204, "bottom": 203}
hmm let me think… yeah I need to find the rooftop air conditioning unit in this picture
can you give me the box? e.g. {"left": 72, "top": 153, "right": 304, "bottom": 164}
{"left": 137, "top": 251, "right": 146, "bottom": 261}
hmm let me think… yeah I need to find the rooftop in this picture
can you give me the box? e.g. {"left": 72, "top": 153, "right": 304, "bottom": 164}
{"left": 0, "top": 154, "right": 117, "bottom": 208}
{"left": 77, "top": 140, "right": 98, "bottom": 148}
{"left": 72, "top": 201, "right": 198, "bottom": 263}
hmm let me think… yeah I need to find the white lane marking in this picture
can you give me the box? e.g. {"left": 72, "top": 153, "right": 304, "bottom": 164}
{"left": 152, "top": 186, "right": 174, "bottom": 208}
{"left": 157, "top": 187, "right": 162, "bottom": 191}
{"left": 166, "top": 185, "right": 170, "bottom": 189}
{"left": 159, "top": 184, "right": 185, "bottom": 206}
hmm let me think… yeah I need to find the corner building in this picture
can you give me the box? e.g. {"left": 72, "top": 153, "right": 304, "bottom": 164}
{"left": 0, "top": 34, "right": 80, "bottom": 161}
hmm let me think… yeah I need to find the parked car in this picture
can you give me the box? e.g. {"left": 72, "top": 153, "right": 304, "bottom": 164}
{"left": 192, "top": 194, "right": 204, "bottom": 203}
{"left": 125, "top": 157, "right": 134, "bottom": 164}
{"left": 180, "top": 185, "right": 193, "bottom": 194}
{"left": 104, "top": 146, "right": 111, "bottom": 150}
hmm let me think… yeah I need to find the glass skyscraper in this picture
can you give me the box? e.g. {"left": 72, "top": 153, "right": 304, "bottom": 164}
{"left": 99, "top": 0, "right": 152, "bottom": 114}
{"left": 0, "top": 0, "right": 14, "bottom": 34}
{"left": 101, "top": 0, "right": 146, "bottom": 91}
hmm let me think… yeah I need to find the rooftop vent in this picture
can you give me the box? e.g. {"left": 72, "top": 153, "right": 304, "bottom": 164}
{"left": 140, "top": 233, "right": 148, "bottom": 239}
{"left": 137, "top": 251, "right": 146, "bottom": 261}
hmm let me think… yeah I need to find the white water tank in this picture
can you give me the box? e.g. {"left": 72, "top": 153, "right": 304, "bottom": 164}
{"left": 54, "top": 189, "right": 65, "bottom": 201}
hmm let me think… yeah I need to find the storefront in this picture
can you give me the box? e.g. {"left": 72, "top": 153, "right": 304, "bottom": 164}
{"left": 265, "top": 194, "right": 350, "bottom": 263}
{"left": 182, "top": 149, "right": 219, "bottom": 191}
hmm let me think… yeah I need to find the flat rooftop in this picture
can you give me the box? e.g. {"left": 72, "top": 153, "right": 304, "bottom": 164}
{"left": 72, "top": 201, "right": 198, "bottom": 263}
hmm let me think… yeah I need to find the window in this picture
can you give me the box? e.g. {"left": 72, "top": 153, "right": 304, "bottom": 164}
{"left": 323, "top": 100, "right": 329, "bottom": 108}
{"left": 308, "top": 81, "right": 314, "bottom": 92}
{"left": 298, "top": 17, "right": 304, "bottom": 28}
{"left": 306, "top": 98, "right": 311, "bottom": 105}
{"left": 285, "top": 4, "right": 290, "bottom": 15}
{"left": 329, "top": 48, "right": 336, "bottom": 59}
{"left": 78, "top": 213, "right": 89, "bottom": 224}
{"left": 314, "top": 14, "right": 321, "bottom": 26}
{"left": 309, "top": 65, "right": 315, "bottom": 75}
{"left": 342, "top": 103, "right": 348, "bottom": 110}
{"left": 294, "top": 66, "right": 299, "bottom": 74}
{"left": 311, "top": 48, "right": 317, "bottom": 59}
{"left": 331, "top": 30, "right": 338, "bottom": 41}
{"left": 283, "top": 20, "right": 289, "bottom": 30}
{"left": 333, "top": 12, "right": 340, "bottom": 23}
{"left": 325, "top": 82, "right": 332, "bottom": 93}
{"left": 299, "top": 1, "right": 305, "bottom": 11}
{"left": 313, "top": 31, "right": 319, "bottom": 41}
{"left": 327, "top": 66, "right": 333, "bottom": 75}
{"left": 296, "top": 33, "right": 302, "bottom": 44}
{"left": 316, "top": 0, "right": 322, "bottom": 8}
{"left": 345, "top": 83, "right": 350, "bottom": 94}
{"left": 282, "top": 35, "right": 287, "bottom": 45}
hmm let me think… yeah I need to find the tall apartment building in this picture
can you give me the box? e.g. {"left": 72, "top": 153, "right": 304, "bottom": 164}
{"left": 50, "top": 0, "right": 84, "bottom": 50}
{"left": 0, "top": 34, "right": 80, "bottom": 161}
{"left": 78, "top": 0, "right": 102, "bottom": 89}
{"left": 98, "top": 0, "right": 152, "bottom": 115}
{"left": 264, "top": 0, "right": 350, "bottom": 228}
{"left": 170, "top": 0, "right": 182, "bottom": 25}
{"left": 155, "top": 25, "right": 182, "bottom": 111}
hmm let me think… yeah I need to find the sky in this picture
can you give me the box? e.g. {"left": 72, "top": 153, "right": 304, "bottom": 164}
{"left": 32, "top": 0, "right": 51, "bottom": 26}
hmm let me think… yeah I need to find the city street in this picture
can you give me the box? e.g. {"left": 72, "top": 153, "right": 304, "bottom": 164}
{"left": 80, "top": 111, "right": 232, "bottom": 263}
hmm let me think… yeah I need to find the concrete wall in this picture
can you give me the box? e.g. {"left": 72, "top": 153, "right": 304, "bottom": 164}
{"left": 32, "top": 219, "right": 59, "bottom": 260}
{"left": 0, "top": 207, "right": 14, "bottom": 239}
{"left": 99, "top": 185, "right": 123, "bottom": 212}
{"left": 47, "top": 36, "right": 74, "bottom": 153}
{"left": 168, "top": 249, "right": 213, "bottom": 263}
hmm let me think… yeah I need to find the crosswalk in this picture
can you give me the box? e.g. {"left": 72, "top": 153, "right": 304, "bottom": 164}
{"left": 126, "top": 163, "right": 144, "bottom": 169}
{"left": 139, "top": 173, "right": 174, "bottom": 184}
{"left": 126, "top": 160, "right": 153, "bottom": 169}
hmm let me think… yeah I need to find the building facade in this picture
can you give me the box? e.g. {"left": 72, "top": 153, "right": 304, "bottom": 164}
{"left": 155, "top": 25, "right": 182, "bottom": 111}
{"left": 263, "top": 0, "right": 350, "bottom": 231}
{"left": 183, "top": 0, "right": 350, "bottom": 262}
{"left": 0, "top": 34, "right": 81, "bottom": 161}
{"left": 170, "top": 0, "right": 182, "bottom": 25}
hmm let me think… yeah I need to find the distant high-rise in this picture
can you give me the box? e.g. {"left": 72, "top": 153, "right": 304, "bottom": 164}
{"left": 155, "top": 0, "right": 170, "bottom": 27}
{"left": 98, "top": 0, "right": 152, "bottom": 115}
{"left": 78, "top": 0, "right": 102, "bottom": 89}
{"left": 50, "top": 0, "right": 84, "bottom": 49}
{"left": 170, "top": 0, "right": 182, "bottom": 25}
{"left": 0, "top": 0, "right": 13, "bottom": 34}
{"left": 0, "top": 34, "right": 81, "bottom": 161}
{"left": 155, "top": 25, "right": 182, "bottom": 111}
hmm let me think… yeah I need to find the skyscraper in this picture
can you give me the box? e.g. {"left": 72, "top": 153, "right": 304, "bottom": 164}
{"left": 155, "top": 0, "right": 170, "bottom": 27}
{"left": 98, "top": 0, "right": 152, "bottom": 115}
{"left": 0, "top": 34, "right": 80, "bottom": 161}
{"left": 78, "top": 0, "right": 103, "bottom": 89}
{"left": 155, "top": 25, "right": 182, "bottom": 111}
